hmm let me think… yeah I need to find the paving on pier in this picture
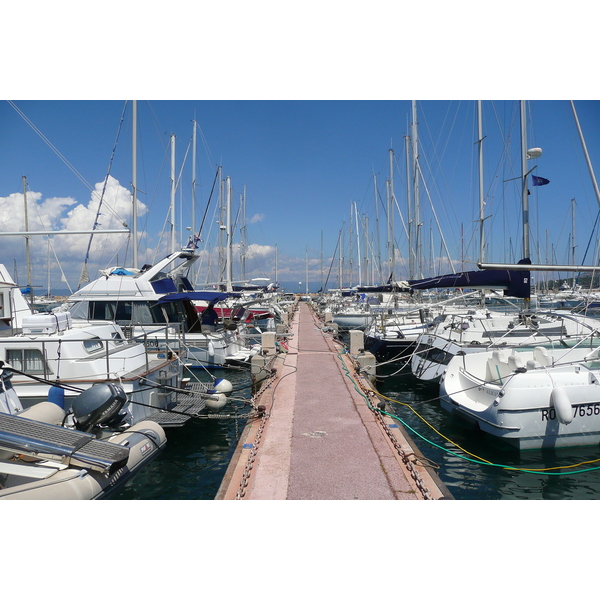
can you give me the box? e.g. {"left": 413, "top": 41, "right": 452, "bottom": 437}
{"left": 217, "top": 301, "right": 451, "bottom": 500}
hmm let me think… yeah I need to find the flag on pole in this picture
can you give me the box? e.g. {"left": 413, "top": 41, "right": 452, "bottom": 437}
{"left": 532, "top": 175, "right": 550, "bottom": 186}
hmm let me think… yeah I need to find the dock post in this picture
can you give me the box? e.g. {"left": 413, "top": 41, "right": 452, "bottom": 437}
{"left": 349, "top": 330, "right": 364, "bottom": 355}
{"left": 349, "top": 330, "right": 376, "bottom": 385}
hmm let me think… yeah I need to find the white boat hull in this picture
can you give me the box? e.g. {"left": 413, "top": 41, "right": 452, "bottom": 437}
{"left": 440, "top": 346, "right": 600, "bottom": 449}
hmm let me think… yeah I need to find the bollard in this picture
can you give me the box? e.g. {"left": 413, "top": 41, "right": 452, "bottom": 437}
{"left": 349, "top": 330, "right": 364, "bottom": 356}
{"left": 261, "top": 331, "right": 277, "bottom": 355}
{"left": 355, "top": 351, "right": 377, "bottom": 385}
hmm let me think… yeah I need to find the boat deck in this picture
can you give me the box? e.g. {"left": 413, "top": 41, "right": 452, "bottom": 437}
{"left": 217, "top": 301, "right": 451, "bottom": 500}
{"left": 146, "top": 382, "right": 208, "bottom": 427}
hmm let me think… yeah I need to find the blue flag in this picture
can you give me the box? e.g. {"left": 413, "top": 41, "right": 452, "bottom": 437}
{"left": 532, "top": 175, "right": 550, "bottom": 186}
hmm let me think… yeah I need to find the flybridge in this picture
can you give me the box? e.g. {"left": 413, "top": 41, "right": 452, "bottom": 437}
{"left": 69, "top": 250, "right": 199, "bottom": 300}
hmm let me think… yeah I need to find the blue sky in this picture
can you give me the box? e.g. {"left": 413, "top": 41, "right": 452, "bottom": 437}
{"left": 2, "top": 99, "right": 599, "bottom": 293}
{"left": 2, "top": 4, "right": 599, "bottom": 294}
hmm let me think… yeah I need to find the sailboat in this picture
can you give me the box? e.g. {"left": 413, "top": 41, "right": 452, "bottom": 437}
{"left": 439, "top": 100, "right": 600, "bottom": 449}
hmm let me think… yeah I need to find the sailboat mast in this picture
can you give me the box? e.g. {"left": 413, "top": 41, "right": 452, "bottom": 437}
{"left": 305, "top": 246, "right": 308, "bottom": 295}
{"left": 22, "top": 176, "right": 33, "bottom": 306}
{"left": 412, "top": 101, "right": 422, "bottom": 279}
{"left": 240, "top": 186, "right": 247, "bottom": 281}
{"left": 405, "top": 134, "right": 414, "bottom": 279}
{"left": 388, "top": 148, "right": 395, "bottom": 279}
{"left": 192, "top": 120, "right": 197, "bottom": 238}
{"left": 170, "top": 134, "right": 176, "bottom": 253}
{"left": 478, "top": 100, "right": 485, "bottom": 263}
{"left": 132, "top": 100, "right": 138, "bottom": 268}
{"left": 570, "top": 101, "right": 600, "bottom": 210}
{"left": 226, "top": 176, "right": 232, "bottom": 292}
{"left": 354, "top": 202, "right": 362, "bottom": 287}
{"left": 373, "top": 173, "right": 382, "bottom": 280}
{"left": 520, "top": 101, "right": 530, "bottom": 262}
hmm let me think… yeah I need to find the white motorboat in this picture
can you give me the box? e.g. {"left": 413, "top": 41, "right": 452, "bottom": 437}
{"left": 0, "top": 265, "right": 206, "bottom": 427}
{"left": 439, "top": 341, "right": 600, "bottom": 449}
{"left": 62, "top": 250, "right": 261, "bottom": 369}
{"left": 0, "top": 367, "right": 167, "bottom": 499}
{"left": 411, "top": 309, "right": 600, "bottom": 383}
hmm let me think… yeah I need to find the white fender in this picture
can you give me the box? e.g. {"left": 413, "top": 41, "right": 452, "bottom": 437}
{"left": 208, "top": 341, "right": 215, "bottom": 357}
{"left": 211, "top": 378, "right": 233, "bottom": 396}
{"left": 206, "top": 393, "right": 227, "bottom": 411}
{"left": 550, "top": 387, "right": 573, "bottom": 425}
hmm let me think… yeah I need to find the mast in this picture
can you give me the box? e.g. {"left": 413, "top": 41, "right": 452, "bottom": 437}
{"left": 520, "top": 101, "right": 530, "bottom": 263}
{"left": 320, "top": 229, "right": 324, "bottom": 291}
{"left": 305, "top": 246, "right": 309, "bottom": 295}
{"left": 354, "top": 202, "right": 362, "bottom": 287}
{"left": 388, "top": 148, "right": 395, "bottom": 279}
{"left": 132, "top": 100, "right": 138, "bottom": 268}
{"left": 570, "top": 101, "right": 600, "bottom": 210}
{"left": 240, "top": 186, "right": 247, "bottom": 281}
{"left": 192, "top": 119, "right": 197, "bottom": 238}
{"left": 226, "top": 176, "right": 232, "bottom": 292}
{"left": 477, "top": 100, "right": 485, "bottom": 263}
{"left": 571, "top": 198, "right": 577, "bottom": 289}
{"left": 405, "top": 134, "right": 414, "bottom": 279}
{"left": 373, "top": 173, "right": 382, "bottom": 280}
{"left": 170, "top": 134, "right": 176, "bottom": 253}
{"left": 412, "top": 101, "right": 422, "bottom": 279}
{"left": 22, "top": 176, "right": 33, "bottom": 306}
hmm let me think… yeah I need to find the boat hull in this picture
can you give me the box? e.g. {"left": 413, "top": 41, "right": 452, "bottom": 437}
{"left": 440, "top": 346, "right": 600, "bottom": 449}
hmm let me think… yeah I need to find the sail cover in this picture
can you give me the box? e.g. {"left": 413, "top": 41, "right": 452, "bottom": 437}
{"left": 407, "top": 258, "right": 531, "bottom": 298}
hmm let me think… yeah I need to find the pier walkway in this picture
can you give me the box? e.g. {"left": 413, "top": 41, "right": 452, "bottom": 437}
{"left": 217, "top": 301, "right": 450, "bottom": 500}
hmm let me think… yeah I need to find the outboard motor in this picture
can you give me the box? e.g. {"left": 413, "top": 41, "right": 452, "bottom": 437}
{"left": 71, "top": 383, "right": 128, "bottom": 432}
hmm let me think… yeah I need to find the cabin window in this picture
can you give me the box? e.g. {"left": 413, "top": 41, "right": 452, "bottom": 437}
{"left": 6, "top": 348, "right": 50, "bottom": 375}
{"left": 131, "top": 302, "right": 154, "bottom": 324}
{"left": 83, "top": 337, "right": 104, "bottom": 353}
{"left": 111, "top": 331, "right": 126, "bottom": 344}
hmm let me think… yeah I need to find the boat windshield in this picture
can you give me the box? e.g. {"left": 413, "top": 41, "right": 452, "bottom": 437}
{"left": 70, "top": 300, "right": 189, "bottom": 326}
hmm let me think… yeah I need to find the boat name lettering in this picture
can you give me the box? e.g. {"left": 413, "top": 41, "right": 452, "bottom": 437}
{"left": 541, "top": 403, "right": 600, "bottom": 422}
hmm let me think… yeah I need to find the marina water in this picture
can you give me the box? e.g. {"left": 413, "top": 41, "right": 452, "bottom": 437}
{"left": 110, "top": 351, "right": 600, "bottom": 501}
{"left": 377, "top": 364, "right": 600, "bottom": 500}
{"left": 110, "top": 367, "right": 254, "bottom": 500}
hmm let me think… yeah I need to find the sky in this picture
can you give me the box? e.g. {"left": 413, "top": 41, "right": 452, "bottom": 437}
{"left": 2, "top": 4, "right": 599, "bottom": 296}
{"left": 2, "top": 99, "right": 599, "bottom": 294}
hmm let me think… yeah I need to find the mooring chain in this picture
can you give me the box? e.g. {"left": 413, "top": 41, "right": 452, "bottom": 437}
{"left": 370, "top": 407, "right": 433, "bottom": 500}
{"left": 234, "top": 367, "right": 277, "bottom": 499}
{"left": 351, "top": 370, "right": 435, "bottom": 500}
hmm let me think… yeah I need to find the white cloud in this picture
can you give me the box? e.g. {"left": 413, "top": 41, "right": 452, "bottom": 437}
{"left": 249, "top": 213, "right": 265, "bottom": 224}
{"left": 0, "top": 177, "right": 149, "bottom": 290}
{"left": 245, "top": 243, "right": 274, "bottom": 259}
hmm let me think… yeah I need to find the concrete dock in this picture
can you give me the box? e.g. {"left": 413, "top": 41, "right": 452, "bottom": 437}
{"left": 217, "top": 301, "right": 451, "bottom": 500}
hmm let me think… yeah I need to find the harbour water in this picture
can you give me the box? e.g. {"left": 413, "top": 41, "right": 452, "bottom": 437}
{"left": 110, "top": 368, "right": 254, "bottom": 500}
{"left": 377, "top": 364, "right": 600, "bottom": 500}
{"left": 110, "top": 341, "right": 600, "bottom": 501}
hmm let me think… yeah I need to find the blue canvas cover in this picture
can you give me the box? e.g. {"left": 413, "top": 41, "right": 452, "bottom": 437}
{"left": 407, "top": 258, "right": 531, "bottom": 298}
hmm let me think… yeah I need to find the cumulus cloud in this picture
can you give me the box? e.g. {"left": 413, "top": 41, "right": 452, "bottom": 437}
{"left": 244, "top": 243, "right": 274, "bottom": 259}
{"left": 249, "top": 213, "right": 265, "bottom": 224}
{"left": 0, "top": 177, "right": 149, "bottom": 289}
{"left": 0, "top": 190, "right": 76, "bottom": 232}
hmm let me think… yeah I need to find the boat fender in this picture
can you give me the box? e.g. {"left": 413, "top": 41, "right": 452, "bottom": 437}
{"left": 211, "top": 378, "right": 233, "bottom": 396}
{"left": 208, "top": 341, "right": 215, "bottom": 357}
{"left": 550, "top": 387, "right": 573, "bottom": 425}
{"left": 206, "top": 393, "right": 227, "bottom": 411}
{"left": 47, "top": 385, "right": 65, "bottom": 409}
